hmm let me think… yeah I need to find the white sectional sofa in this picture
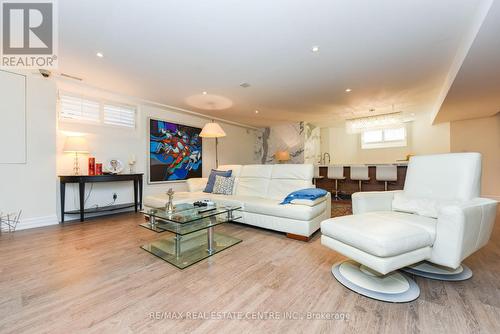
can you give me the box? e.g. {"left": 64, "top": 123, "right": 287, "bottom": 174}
{"left": 144, "top": 164, "right": 331, "bottom": 240}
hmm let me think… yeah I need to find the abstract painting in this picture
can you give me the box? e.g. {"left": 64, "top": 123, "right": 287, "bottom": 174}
{"left": 149, "top": 118, "right": 202, "bottom": 182}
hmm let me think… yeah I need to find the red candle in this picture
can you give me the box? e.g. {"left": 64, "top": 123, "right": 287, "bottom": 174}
{"left": 88, "top": 157, "right": 95, "bottom": 176}
{"left": 96, "top": 163, "right": 103, "bottom": 175}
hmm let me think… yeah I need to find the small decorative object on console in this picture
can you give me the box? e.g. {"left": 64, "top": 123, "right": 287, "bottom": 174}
{"left": 166, "top": 188, "right": 175, "bottom": 213}
{"left": 128, "top": 154, "right": 136, "bottom": 174}
{"left": 106, "top": 159, "right": 124, "bottom": 174}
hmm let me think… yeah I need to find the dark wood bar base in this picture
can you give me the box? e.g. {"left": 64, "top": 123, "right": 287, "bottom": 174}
{"left": 315, "top": 165, "right": 407, "bottom": 195}
{"left": 286, "top": 233, "right": 310, "bottom": 242}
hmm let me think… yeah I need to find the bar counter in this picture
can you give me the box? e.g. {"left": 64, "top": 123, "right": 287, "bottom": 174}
{"left": 315, "top": 164, "right": 408, "bottom": 195}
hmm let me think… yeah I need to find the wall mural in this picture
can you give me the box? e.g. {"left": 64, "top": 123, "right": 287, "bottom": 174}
{"left": 254, "top": 122, "right": 305, "bottom": 164}
{"left": 149, "top": 118, "right": 202, "bottom": 183}
{"left": 304, "top": 123, "right": 321, "bottom": 164}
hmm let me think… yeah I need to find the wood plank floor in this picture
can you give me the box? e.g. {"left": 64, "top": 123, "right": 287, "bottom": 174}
{"left": 0, "top": 204, "right": 499, "bottom": 334}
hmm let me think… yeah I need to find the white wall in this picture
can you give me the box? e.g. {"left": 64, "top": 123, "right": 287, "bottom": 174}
{"left": 0, "top": 70, "right": 26, "bottom": 163}
{"left": 320, "top": 112, "right": 450, "bottom": 164}
{"left": 450, "top": 114, "right": 500, "bottom": 200}
{"left": 56, "top": 80, "right": 257, "bottom": 221}
{"left": 0, "top": 74, "right": 58, "bottom": 229}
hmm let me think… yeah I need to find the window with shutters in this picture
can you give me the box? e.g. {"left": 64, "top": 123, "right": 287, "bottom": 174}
{"left": 59, "top": 94, "right": 100, "bottom": 123}
{"left": 58, "top": 92, "right": 136, "bottom": 129}
{"left": 103, "top": 103, "right": 136, "bottom": 128}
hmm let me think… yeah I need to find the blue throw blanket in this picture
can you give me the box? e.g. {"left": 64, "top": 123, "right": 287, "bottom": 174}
{"left": 280, "top": 188, "right": 328, "bottom": 205}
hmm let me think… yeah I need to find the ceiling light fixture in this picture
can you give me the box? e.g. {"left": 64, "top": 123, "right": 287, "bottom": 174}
{"left": 345, "top": 88, "right": 352, "bottom": 92}
{"left": 311, "top": 46, "right": 320, "bottom": 52}
{"left": 255, "top": 110, "right": 259, "bottom": 114}
{"left": 96, "top": 52, "right": 104, "bottom": 58}
{"left": 202, "top": 91, "right": 207, "bottom": 95}
{"left": 346, "top": 112, "right": 406, "bottom": 134}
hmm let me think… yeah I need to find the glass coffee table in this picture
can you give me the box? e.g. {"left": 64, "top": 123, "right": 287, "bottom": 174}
{"left": 140, "top": 203, "right": 242, "bottom": 269}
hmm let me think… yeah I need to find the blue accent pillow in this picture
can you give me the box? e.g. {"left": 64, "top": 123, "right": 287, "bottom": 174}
{"left": 204, "top": 169, "right": 232, "bottom": 193}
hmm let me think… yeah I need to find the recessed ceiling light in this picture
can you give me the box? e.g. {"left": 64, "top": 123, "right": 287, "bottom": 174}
{"left": 311, "top": 46, "right": 320, "bottom": 52}
{"left": 96, "top": 52, "right": 104, "bottom": 58}
{"left": 255, "top": 110, "right": 259, "bottom": 114}
{"left": 345, "top": 88, "right": 352, "bottom": 92}
{"left": 202, "top": 91, "right": 207, "bottom": 95}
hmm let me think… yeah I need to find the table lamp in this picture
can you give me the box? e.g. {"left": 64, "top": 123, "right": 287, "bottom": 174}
{"left": 63, "top": 136, "right": 89, "bottom": 175}
{"left": 200, "top": 121, "right": 226, "bottom": 168}
{"left": 275, "top": 150, "right": 290, "bottom": 163}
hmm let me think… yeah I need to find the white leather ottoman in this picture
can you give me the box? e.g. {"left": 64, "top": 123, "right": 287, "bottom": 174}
{"left": 320, "top": 211, "right": 436, "bottom": 302}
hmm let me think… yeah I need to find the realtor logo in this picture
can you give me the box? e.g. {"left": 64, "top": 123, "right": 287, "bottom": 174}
{"left": 1, "top": 0, "right": 58, "bottom": 68}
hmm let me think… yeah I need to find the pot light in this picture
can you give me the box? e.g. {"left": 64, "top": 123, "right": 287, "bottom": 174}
{"left": 311, "top": 46, "right": 320, "bottom": 52}
{"left": 96, "top": 52, "right": 104, "bottom": 58}
{"left": 345, "top": 88, "right": 352, "bottom": 92}
{"left": 255, "top": 110, "right": 259, "bottom": 114}
{"left": 202, "top": 91, "right": 207, "bottom": 95}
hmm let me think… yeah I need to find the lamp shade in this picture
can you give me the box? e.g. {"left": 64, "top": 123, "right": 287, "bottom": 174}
{"left": 275, "top": 150, "right": 290, "bottom": 161}
{"left": 199, "top": 122, "right": 226, "bottom": 138}
{"left": 63, "top": 136, "right": 89, "bottom": 153}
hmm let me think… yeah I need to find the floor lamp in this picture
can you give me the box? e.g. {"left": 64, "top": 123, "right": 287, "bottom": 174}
{"left": 200, "top": 121, "right": 226, "bottom": 169}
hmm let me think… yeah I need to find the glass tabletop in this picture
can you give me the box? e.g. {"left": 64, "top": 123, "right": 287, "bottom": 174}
{"left": 141, "top": 213, "right": 242, "bottom": 236}
{"left": 141, "top": 203, "right": 242, "bottom": 224}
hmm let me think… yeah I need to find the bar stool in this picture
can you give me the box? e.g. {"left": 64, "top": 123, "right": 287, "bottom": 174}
{"left": 327, "top": 165, "right": 345, "bottom": 200}
{"left": 350, "top": 165, "right": 370, "bottom": 192}
{"left": 313, "top": 165, "right": 323, "bottom": 185}
{"left": 376, "top": 165, "right": 398, "bottom": 191}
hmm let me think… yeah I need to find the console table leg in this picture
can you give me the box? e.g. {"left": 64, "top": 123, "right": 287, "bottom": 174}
{"left": 60, "top": 182, "right": 66, "bottom": 223}
{"left": 139, "top": 177, "right": 143, "bottom": 210}
{"left": 133, "top": 179, "right": 138, "bottom": 212}
{"left": 79, "top": 182, "right": 85, "bottom": 222}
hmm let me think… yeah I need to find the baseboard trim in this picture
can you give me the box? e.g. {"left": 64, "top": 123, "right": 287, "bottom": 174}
{"left": 16, "top": 215, "right": 59, "bottom": 230}
{"left": 484, "top": 195, "right": 500, "bottom": 202}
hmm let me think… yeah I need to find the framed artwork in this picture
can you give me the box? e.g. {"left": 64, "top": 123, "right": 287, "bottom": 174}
{"left": 148, "top": 118, "right": 202, "bottom": 183}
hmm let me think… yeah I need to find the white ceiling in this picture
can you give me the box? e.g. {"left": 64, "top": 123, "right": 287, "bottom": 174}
{"left": 58, "top": 0, "right": 489, "bottom": 127}
{"left": 434, "top": 0, "right": 500, "bottom": 123}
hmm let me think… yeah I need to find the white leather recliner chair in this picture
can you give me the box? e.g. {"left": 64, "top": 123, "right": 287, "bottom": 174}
{"left": 321, "top": 153, "right": 498, "bottom": 302}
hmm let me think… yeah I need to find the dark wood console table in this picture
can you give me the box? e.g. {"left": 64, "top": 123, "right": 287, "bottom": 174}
{"left": 59, "top": 174, "right": 143, "bottom": 223}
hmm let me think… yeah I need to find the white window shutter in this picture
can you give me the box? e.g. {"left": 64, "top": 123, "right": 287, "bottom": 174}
{"left": 103, "top": 103, "right": 136, "bottom": 128}
{"left": 59, "top": 94, "right": 100, "bottom": 123}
